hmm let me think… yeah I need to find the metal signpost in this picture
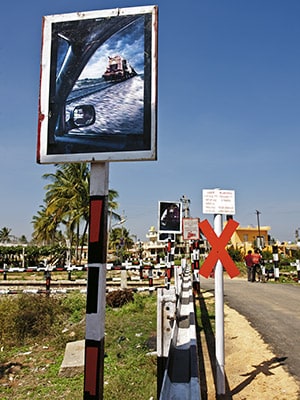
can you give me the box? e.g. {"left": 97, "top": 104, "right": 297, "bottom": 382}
{"left": 201, "top": 189, "right": 239, "bottom": 395}
{"left": 37, "top": 6, "right": 158, "bottom": 399}
{"left": 183, "top": 218, "right": 200, "bottom": 291}
{"left": 158, "top": 201, "right": 182, "bottom": 288}
{"left": 84, "top": 162, "right": 109, "bottom": 398}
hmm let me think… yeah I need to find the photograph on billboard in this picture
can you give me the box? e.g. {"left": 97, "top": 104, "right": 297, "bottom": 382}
{"left": 37, "top": 6, "right": 158, "bottom": 163}
{"left": 158, "top": 201, "right": 182, "bottom": 234}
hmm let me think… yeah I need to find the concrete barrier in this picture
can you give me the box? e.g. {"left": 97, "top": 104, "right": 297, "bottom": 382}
{"left": 158, "top": 266, "right": 201, "bottom": 399}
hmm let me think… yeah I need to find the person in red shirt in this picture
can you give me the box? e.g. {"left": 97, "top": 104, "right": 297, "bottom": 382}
{"left": 251, "top": 249, "right": 262, "bottom": 282}
{"left": 244, "top": 250, "right": 253, "bottom": 282}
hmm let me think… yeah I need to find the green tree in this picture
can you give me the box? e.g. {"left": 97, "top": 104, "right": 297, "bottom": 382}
{"left": 227, "top": 246, "right": 243, "bottom": 262}
{"left": 32, "top": 204, "right": 60, "bottom": 245}
{"left": 43, "top": 163, "right": 90, "bottom": 258}
{"left": 19, "top": 235, "right": 28, "bottom": 244}
{"left": 109, "top": 227, "right": 134, "bottom": 261}
{"left": 32, "top": 163, "right": 120, "bottom": 262}
{"left": 0, "top": 227, "right": 11, "bottom": 243}
{"left": 108, "top": 189, "right": 121, "bottom": 227}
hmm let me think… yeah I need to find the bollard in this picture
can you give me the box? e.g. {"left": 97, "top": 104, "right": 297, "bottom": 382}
{"left": 3, "top": 263, "right": 7, "bottom": 281}
{"left": 156, "top": 287, "right": 176, "bottom": 398}
{"left": 165, "top": 240, "right": 172, "bottom": 289}
{"left": 296, "top": 259, "right": 300, "bottom": 283}
{"left": 68, "top": 268, "right": 72, "bottom": 281}
{"left": 148, "top": 266, "right": 154, "bottom": 294}
{"left": 45, "top": 270, "right": 51, "bottom": 295}
{"left": 165, "top": 238, "right": 175, "bottom": 289}
{"left": 272, "top": 245, "right": 280, "bottom": 281}
{"left": 191, "top": 240, "right": 200, "bottom": 294}
{"left": 139, "top": 263, "right": 143, "bottom": 280}
{"left": 174, "top": 259, "right": 183, "bottom": 300}
{"left": 120, "top": 267, "right": 127, "bottom": 289}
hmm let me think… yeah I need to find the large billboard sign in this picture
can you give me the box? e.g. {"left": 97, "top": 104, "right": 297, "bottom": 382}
{"left": 37, "top": 6, "right": 158, "bottom": 164}
{"left": 158, "top": 201, "right": 182, "bottom": 235}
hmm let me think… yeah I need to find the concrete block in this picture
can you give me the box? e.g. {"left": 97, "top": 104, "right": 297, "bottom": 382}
{"left": 59, "top": 339, "right": 85, "bottom": 378}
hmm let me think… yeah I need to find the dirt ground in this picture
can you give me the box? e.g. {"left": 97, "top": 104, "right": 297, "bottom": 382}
{"left": 200, "top": 291, "right": 300, "bottom": 400}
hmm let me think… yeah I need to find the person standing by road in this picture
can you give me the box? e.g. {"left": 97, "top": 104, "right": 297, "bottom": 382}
{"left": 252, "top": 249, "right": 262, "bottom": 282}
{"left": 244, "top": 250, "right": 253, "bottom": 282}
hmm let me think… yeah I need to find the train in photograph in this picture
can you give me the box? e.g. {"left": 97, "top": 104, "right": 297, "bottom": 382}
{"left": 102, "top": 55, "right": 137, "bottom": 82}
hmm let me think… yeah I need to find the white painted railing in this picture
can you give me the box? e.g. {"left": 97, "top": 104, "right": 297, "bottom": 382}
{"left": 157, "top": 265, "right": 201, "bottom": 399}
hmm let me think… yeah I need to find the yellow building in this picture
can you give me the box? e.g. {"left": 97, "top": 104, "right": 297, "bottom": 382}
{"left": 229, "top": 224, "right": 271, "bottom": 254}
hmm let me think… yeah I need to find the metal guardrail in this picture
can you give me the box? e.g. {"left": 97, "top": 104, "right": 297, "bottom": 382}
{"left": 157, "top": 265, "right": 201, "bottom": 400}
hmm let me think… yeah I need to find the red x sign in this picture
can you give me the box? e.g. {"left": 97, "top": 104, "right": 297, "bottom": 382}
{"left": 199, "top": 219, "right": 240, "bottom": 278}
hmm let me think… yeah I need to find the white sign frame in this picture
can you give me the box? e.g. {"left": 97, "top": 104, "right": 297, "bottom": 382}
{"left": 182, "top": 218, "right": 200, "bottom": 240}
{"left": 202, "top": 189, "right": 235, "bottom": 215}
{"left": 158, "top": 201, "right": 182, "bottom": 235}
{"left": 37, "top": 6, "right": 158, "bottom": 164}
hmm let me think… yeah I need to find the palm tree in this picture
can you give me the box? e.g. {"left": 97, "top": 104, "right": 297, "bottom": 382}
{"left": 43, "top": 163, "right": 90, "bottom": 256}
{"left": 109, "top": 227, "right": 134, "bottom": 260}
{"left": 32, "top": 163, "right": 120, "bottom": 261}
{"left": 0, "top": 227, "right": 12, "bottom": 243}
{"left": 19, "top": 235, "right": 28, "bottom": 244}
{"left": 32, "top": 205, "right": 60, "bottom": 245}
{"left": 108, "top": 189, "right": 122, "bottom": 230}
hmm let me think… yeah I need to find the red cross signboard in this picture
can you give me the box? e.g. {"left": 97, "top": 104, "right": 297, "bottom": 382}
{"left": 199, "top": 219, "right": 240, "bottom": 278}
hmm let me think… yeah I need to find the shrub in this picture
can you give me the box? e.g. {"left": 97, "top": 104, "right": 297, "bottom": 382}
{"left": 0, "top": 297, "right": 18, "bottom": 345}
{"left": 227, "top": 246, "right": 243, "bottom": 262}
{"left": 0, "top": 294, "right": 64, "bottom": 346}
{"left": 106, "top": 289, "right": 134, "bottom": 308}
{"left": 14, "top": 295, "right": 62, "bottom": 342}
{"left": 60, "top": 291, "right": 86, "bottom": 323}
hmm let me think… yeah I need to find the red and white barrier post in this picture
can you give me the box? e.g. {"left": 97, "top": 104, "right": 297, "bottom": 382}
{"left": 84, "top": 162, "right": 109, "bottom": 400}
{"left": 296, "top": 259, "right": 300, "bottom": 283}
{"left": 191, "top": 240, "right": 200, "bottom": 294}
{"left": 272, "top": 245, "right": 280, "bottom": 282}
{"left": 165, "top": 239, "right": 173, "bottom": 289}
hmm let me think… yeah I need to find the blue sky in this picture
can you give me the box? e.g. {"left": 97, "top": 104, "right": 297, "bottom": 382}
{"left": 0, "top": 0, "right": 299, "bottom": 243}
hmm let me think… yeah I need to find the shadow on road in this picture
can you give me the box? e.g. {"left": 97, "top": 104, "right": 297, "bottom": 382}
{"left": 194, "top": 287, "right": 291, "bottom": 399}
{"left": 231, "top": 357, "right": 288, "bottom": 396}
{"left": 194, "top": 287, "right": 232, "bottom": 400}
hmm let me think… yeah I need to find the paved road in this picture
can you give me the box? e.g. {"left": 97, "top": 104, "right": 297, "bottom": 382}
{"left": 199, "top": 277, "right": 300, "bottom": 382}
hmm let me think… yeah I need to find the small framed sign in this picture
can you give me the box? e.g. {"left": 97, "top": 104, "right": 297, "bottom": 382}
{"left": 182, "top": 218, "right": 200, "bottom": 240}
{"left": 158, "top": 201, "right": 182, "bottom": 234}
{"left": 202, "top": 189, "right": 235, "bottom": 215}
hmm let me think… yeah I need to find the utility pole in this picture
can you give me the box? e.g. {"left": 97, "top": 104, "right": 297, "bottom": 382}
{"left": 180, "top": 195, "right": 191, "bottom": 255}
{"left": 296, "top": 228, "right": 300, "bottom": 243}
{"left": 256, "top": 210, "right": 262, "bottom": 249}
{"left": 180, "top": 195, "right": 190, "bottom": 218}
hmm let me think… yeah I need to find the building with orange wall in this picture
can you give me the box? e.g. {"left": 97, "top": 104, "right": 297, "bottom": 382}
{"left": 228, "top": 224, "right": 271, "bottom": 253}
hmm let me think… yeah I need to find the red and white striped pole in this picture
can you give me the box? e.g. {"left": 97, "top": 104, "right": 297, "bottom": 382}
{"left": 272, "top": 245, "right": 280, "bottom": 282}
{"left": 166, "top": 238, "right": 174, "bottom": 289}
{"left": 192, "top": 240, "right": 200, "bottom": 294}
{"left": 84, "top": 162, "right": 109, "bottom": 400}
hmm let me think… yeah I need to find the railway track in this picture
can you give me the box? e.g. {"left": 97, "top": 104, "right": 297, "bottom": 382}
{"left": 0, "top": 277, "right": 167, "bottom": 295}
